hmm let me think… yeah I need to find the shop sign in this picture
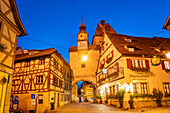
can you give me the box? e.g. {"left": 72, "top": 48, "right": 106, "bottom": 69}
{"left": 102, "top": 69, "right": 107, "bottom": 74}
{"left": 151, "top": 56, "right": 161, "bottom": 66}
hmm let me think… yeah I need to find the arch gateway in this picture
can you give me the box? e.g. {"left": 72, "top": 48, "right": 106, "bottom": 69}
{"left": 69, "top": 21, "right": 103, "bottom": 102}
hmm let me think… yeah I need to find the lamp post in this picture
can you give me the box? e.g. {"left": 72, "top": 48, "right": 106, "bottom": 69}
{"left": 82, "top": 56, "right": 87, "bottom": 61}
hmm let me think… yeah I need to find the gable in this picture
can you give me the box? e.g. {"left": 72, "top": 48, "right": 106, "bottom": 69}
{"left": 0, "top": 0, "right": 27, "bottom": 36}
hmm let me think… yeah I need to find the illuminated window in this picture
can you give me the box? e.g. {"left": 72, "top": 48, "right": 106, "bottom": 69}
{"left": 25, "top": 61, "right": 30, "bottom": 67}
{"left": 163, "top": 83, "right": 170, "bottom": 94}
{"left": 37, "top": 75, "right": 43, "bottom": 84}
{"left": 133, "top": 83, "right": 139, "bottom": 94}
{"left": 164, "top": 61, "right": 170, "bottom": 69}
{"left": 128, "top": 48, "right": 135, "bottom": 52}
{"left": 39, "top": 58, "right": 45, "bottom": 65}
{"left": 140, "top": 83, "right": 148, "bottom": 94}
{"left": 138, "top": 60, "right": 146, "bottom": 68}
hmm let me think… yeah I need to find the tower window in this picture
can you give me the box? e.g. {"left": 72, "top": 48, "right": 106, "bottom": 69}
{"left": 81, "top": 63, "right": 86, "bottom": 68}
{"left": 80, "top": 35, "right": 82, "bottom": 37}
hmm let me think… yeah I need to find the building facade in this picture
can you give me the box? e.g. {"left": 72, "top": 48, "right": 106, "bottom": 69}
{"left": 12, "top": 48, "right": 72, "bottom": 112}
{"left": 82, "top": 81, "right": 94, "bottom": 102}
{"left": 0, "top": 0, "right": 27, "bottom": 112}
{"left": 63, "top": 61, "right": 73, "bottom": 104}
{"left": 95, "top": 21, "right": 170, "bottom": 108}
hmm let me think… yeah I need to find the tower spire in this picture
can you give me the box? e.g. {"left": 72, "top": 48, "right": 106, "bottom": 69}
{"left": 81, "top": 17, "right": 83, "bottom": 24}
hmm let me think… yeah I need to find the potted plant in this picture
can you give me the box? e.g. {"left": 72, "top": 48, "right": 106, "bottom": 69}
{"left": 97, "top": 95, "right": 102, "bottom": 104}
{"left": 116, "top": 89, "right": 125, "bottom": 108}
{"left": 152, "top": 88, "right": 163, "bottom": 107}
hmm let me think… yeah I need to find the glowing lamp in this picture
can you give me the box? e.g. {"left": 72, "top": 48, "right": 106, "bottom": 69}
{"left": 166, "top": 53, "right": 170, "bottom": 58}
{"left": 82, "top": 56, "right": 87, "bottom": 61}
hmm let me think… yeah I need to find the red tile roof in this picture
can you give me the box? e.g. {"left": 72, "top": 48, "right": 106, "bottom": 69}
{"left": 94, "top": 23, "right": 117, "bottom": 37}
{"left": 163, "top": 14, "right": 170, "bottom": 30}
{"left": 15, "top": 48, "right": 56, "bottom": 61}
{"left": 107, "top": 33, "right": 170, "bottom": 58}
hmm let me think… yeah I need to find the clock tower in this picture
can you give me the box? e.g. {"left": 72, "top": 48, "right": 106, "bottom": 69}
{"left": 77, "top": 21, "right": 89, "bottom": 50}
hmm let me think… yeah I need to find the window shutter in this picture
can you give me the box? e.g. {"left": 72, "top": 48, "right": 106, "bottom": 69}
{"left": 106, "top": 55, "right": 108, "bottom": 61}
{"left": 117, "top": 63, "right": 119, "bottom": 72}
{"left": 127, "top": 59, "right": 131, "bottom": 68}
{"left": 161, "top": 60, "right": 165, "bottom": 70}
{"left": 145, "top": 60, "right": 150, "bottom": 69}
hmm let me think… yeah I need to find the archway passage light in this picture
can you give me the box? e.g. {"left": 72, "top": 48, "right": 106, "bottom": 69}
{"left": 82, "top": 56, "right": 88, "bottom": 61}
{"left": 166, "top": 53, "right": 170, "bottom": 58}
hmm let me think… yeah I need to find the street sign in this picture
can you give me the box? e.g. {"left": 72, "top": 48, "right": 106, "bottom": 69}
{"left": 14, "top": 95, "right": 19, "bottom": 101}
{"left": 13, "top": 100, "right": 18, "bottom": 110}
{"left": 31, "top": 94, "right": 35, "bottom": 99}
{"left": 31, "top": 99, "right": 36, "bottom": 106}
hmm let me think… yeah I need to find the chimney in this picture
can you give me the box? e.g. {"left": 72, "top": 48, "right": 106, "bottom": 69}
{"left": 24, "top": 49, "right": 29, "bottom": 53}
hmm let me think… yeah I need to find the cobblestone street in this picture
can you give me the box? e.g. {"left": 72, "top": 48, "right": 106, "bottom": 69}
{"left": 49, "top": 103, "right": 170, "bottom": 113}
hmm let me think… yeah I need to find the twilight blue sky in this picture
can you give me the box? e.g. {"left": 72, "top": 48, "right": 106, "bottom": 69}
{"left": 16, "top": 0, "right": 170, "bottom": 63}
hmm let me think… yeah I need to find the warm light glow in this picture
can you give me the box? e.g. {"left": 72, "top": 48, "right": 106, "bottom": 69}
{"left": 82, "top": 56, "right": 88, "bottom": 61}
{"left": 166, "top": 53, "right": 170, "bottom": 58}
{"left": 81, "top": 89, "right": 83, "bottom": 92}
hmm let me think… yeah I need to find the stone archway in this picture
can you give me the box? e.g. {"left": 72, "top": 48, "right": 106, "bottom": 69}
{"left": 72, "top": 79, "right": 97, "bottom": 103}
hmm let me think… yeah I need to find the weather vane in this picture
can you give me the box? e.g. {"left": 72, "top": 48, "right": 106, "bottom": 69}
{"left": 81, "top": 17, "right": 83, "bottom": 24}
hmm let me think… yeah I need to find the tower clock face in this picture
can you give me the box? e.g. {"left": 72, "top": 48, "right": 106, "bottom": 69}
{"left": 79, "top": 41, "right": 87, "bottom": 49}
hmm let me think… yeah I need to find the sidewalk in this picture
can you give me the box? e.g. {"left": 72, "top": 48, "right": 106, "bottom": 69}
{"left": 128, "top": 107, "right": 170, "bottom": 113}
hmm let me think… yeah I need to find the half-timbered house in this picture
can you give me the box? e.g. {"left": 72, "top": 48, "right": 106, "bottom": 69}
{"left": 63, "top": 61, "right": 73, "bottom": 104}
{"left": 0, "top": 0, "right": 27, "bottom": 112}
{"left": 95, "top": 20, "right": 170, "bottom": 108}
{"left": 12, "top": 48, "right": 72, "bottom": 112}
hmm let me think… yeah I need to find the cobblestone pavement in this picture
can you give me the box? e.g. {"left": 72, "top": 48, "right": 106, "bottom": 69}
{"left": 49, "top": 102, "right": 137, "bottom": 113}
{"left": 49, "top": 103, "right": 170, "bottom": 113}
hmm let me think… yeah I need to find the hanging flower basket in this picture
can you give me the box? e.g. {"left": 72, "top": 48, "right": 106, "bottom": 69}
{"left": 0, "top": 43, "right": 7, "bottom": 52}
{"left": 165, "top": 69, "right": 170, "bottom": 73}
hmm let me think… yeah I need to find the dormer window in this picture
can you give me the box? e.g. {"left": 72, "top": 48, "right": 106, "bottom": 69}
{"left": 128, "top": 48, "right": 135, "bottom": 52}
{"left": 29, "top": 52, "right": 34, "bottom": 55}
{"left": 125, "top": 38, "right": 132, "bottom": 42}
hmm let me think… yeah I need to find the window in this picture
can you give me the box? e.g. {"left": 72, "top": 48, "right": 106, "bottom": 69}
{"left": 12, "top": 80, "right": 15, "bottom": 86}
{"left": 140, "top": 83, "right": 148, "bottom": 94}
{"left": 163, "top": 83, "right": 170, "bottom": 94}
{"left": 64, "top": 95, "right": 66, "bottom": 101}
{"left": 37, "top": 75, "right": 43, "bottom": 84}
{"left": 128, "top": 48, "right": 135, "bottom": 52}
{"left": 113, "top": 86, "right": 115, "bottom": 94}
{"left": 25, "top": 61, "right": 30, "bottom": 67}
{"left": 38, "top": 94, "right": 43, "bottom": 104}
{"left": 127, "top": 59, "right": 150, "bottom": 69}
{"left": 138, "top": 60, "right": 146, "bottom": 68}
{"left": 39, "top": 58, "right": 45, "bottom": 65}
{"left": 81, "top": 63, "right": 86, "bottom": 68}
{"left": 133, "top": 83, "right": 139, "bottom": 94}
{"left": 109, "top": 87, "right": 112, "bottom": 94}
{"left": 59, "top": 80, "right": 62, "bottom": 87}
{"left": 125, "top": 38, "right": 132, "bottom": 42}
{"left": 164, "top": 61, "right": 170, "bottom": 69}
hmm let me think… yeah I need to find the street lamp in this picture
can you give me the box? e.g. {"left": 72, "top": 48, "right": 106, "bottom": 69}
{"left": 166, "top": 52, "right": 170, "bottom": 58}
{"left": 82, "top": 56, "right": 87, "bottom": 61}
